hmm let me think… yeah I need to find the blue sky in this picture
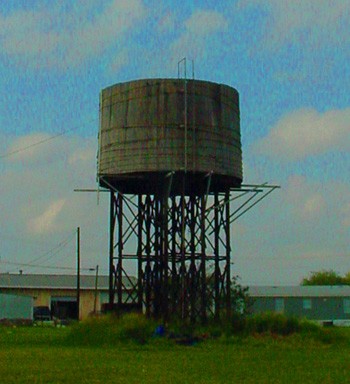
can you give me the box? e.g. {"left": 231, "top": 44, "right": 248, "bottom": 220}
{"left": 0, "top": 0, "right": 349, "bottom": 284}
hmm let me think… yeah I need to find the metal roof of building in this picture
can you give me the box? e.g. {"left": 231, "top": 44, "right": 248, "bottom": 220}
{"left": 249, "top": 285, "right": 350, "bottom": 298}
{"left": 0, "top": 274, "right": 136, "bottom": 290}
{"left": 2, "top": 276, "right": 349, "bottom": 297}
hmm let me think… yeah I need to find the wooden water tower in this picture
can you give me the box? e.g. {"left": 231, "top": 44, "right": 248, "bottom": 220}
{"left": 97, "top": 77, "right": 277, "bottom": 322}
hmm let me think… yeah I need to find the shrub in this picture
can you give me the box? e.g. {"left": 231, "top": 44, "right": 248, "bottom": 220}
{"left": 117, "top": 313, "right": 156, "bottom": 344}
{"left": 67, "top": 313, "right": 156, "bottom": 346}
{"left": 67, "top": 312, "right": 347, "bottom": 347}
{"left": 245, "top": 313, "right": 301, "bottom": 336}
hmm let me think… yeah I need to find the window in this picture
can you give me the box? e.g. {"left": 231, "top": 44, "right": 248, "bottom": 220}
{"left": 303, "top": 298, "right": 312, "bottom": 310}
{"left": 275, "top": 298, "right": 284, "bottom": 312}
{"left": 343, "top": 299, "right": 350, "bottom": 314}
{"left": 51, "top": 297, "right": 78, "bottom": 320}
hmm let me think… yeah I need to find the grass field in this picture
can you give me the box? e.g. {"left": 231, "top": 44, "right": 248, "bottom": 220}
{"left": 0, "top": 319, "right": 349, "bottom": 383}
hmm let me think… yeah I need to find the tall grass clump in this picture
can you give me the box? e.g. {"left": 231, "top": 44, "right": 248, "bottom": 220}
{"left": 67, "top": 313, "right": 156, "bottom": 346}
{"left": 242, "top": 313, "right": 348, "bottom": 345}
{"left": 66, "top": 312, "right": 348, "bottom": 347}
{"left": 162, "top": 313, "right": 303, "bottom": 340}
{"left": 245, "top": 312, "right": 301, "bottom": 336}
{"left": 298, "top": 320, "right": 348, "bottom": 345}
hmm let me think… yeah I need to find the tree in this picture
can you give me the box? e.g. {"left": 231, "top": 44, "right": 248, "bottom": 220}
{"left": 343, "top": 271, "right": 350, "bottom": 285}
{"left": 301, "top": 269, "right": 349, "bottom": 286}
{"left": 231, "top": 275, "right": 251, "bottom": 315}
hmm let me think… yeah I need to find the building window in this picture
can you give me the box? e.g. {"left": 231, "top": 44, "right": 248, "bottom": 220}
{"left": 303, "top": 298, "right": 312, "bottom": 310}
{"left": 275, "top": 298, "right": 284, "bottom": 312}
{"left": 343, "top": 299, "right": 350, "bottom": 314}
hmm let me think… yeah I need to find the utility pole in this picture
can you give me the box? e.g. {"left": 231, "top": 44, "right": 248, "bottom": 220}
{"left": 94, "top": 265, "right": 99, "bottom": 314}
{"left": 76, "top": 227, "right": 80, "bottom": 321}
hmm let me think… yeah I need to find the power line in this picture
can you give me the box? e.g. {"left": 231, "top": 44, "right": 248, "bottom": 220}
{"left": 28, "top": 231, "right": 76, "bottom": 266}
{"left": 0, "top": 117, "right": 97, "bottom": 159}
{"left": 0, "top": 230, "right": 77, "bottom": 274}
{"left": 0, "top": 131, "right": 67, "bottom": 159}
{"left": 26, "top": 240, "right": 76, "bottom": 274}
{"left": 0, "top": 260, "right": 94, "bottom": 272}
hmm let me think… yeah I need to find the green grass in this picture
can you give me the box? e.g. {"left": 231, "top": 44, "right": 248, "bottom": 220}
{"left": 67, "top": 313, "right": 157, "bottom": 346}
{"left": 0, "top": 315, "right": 350, "bottom": 383}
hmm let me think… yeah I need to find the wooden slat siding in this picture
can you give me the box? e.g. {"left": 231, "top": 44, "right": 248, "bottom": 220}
{"left": 98, "top": 79, "right": 243, "bottom": 191}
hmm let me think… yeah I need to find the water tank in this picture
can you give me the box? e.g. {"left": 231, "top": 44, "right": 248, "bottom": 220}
{"left": 97, "top": 78, "right": 242, "bottom": 194}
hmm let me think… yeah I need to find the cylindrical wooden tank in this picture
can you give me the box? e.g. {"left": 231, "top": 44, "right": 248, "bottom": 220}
{"left": 97, "top": 78, "right": 242, "bottom": 194}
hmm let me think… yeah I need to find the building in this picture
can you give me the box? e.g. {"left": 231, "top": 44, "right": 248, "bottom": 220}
{"left": 249, "top": 286, "right": 350, "bottom": 322}
{"left": 0, "top": 293, "right": 33, "bottom": 321}
{"left": 3, "top": 275, "right": 350, "bottom": 323}
{"left": 0, "top": 274, "right": 136, "bottom": 321}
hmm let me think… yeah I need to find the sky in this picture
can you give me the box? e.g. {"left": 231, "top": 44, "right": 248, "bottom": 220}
{"left": 0, "top": 0, "right": 349, "bottom": 285}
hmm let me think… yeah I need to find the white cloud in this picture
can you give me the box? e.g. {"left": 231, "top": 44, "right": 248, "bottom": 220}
{"left": 6, "top": 133, "right": 59, "bottom": 163}
{"left": 302, "top": 194, "right": 326, "bottom": 218}
{"left": 1, "top": 131, "right": 349, "bottom": 282}
{"left": 253, "top": 108, "right": 350, "bottom": 161}
{"left": 108, "top": 49, "right": 129, "bottom": 73}
{"left": 238, "top": 0, "right": 350, "bottom": 49}
{"left": 233, "top": 173, "right": 350, "bottom": 285}
{"left": 282, "top": 175, "right": 350, "bottom": 229}
{"left": 0, "top": 131, "right": 109, "bottom": 273}
{"left": 184, "top": 10, "right": 228, "bottom": 35}
{"left": 28, "top": 199, "right": 66, "bottom": 234}
{"left": 68, "top": 146, "right": 96, "bottom": 165}
{"left": 156, "top": 11, "right": 176, "bottom": 34}
{"left": 281, "top": 175, "right": 326, "bottom": 221}
{"left": 342, "top": 203, "right": 350, "bottom": 228}
{"left": 232, "top": 222, "right": 247, "bottom": 237}
{"left": 5, "top": 132, "right": 96, "bottom": 170}
{"left": 168, "top": 10, "right": 228, "bottom": 63}
{"left": 0, "top": 0, "right": 146, "bottom": 69}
